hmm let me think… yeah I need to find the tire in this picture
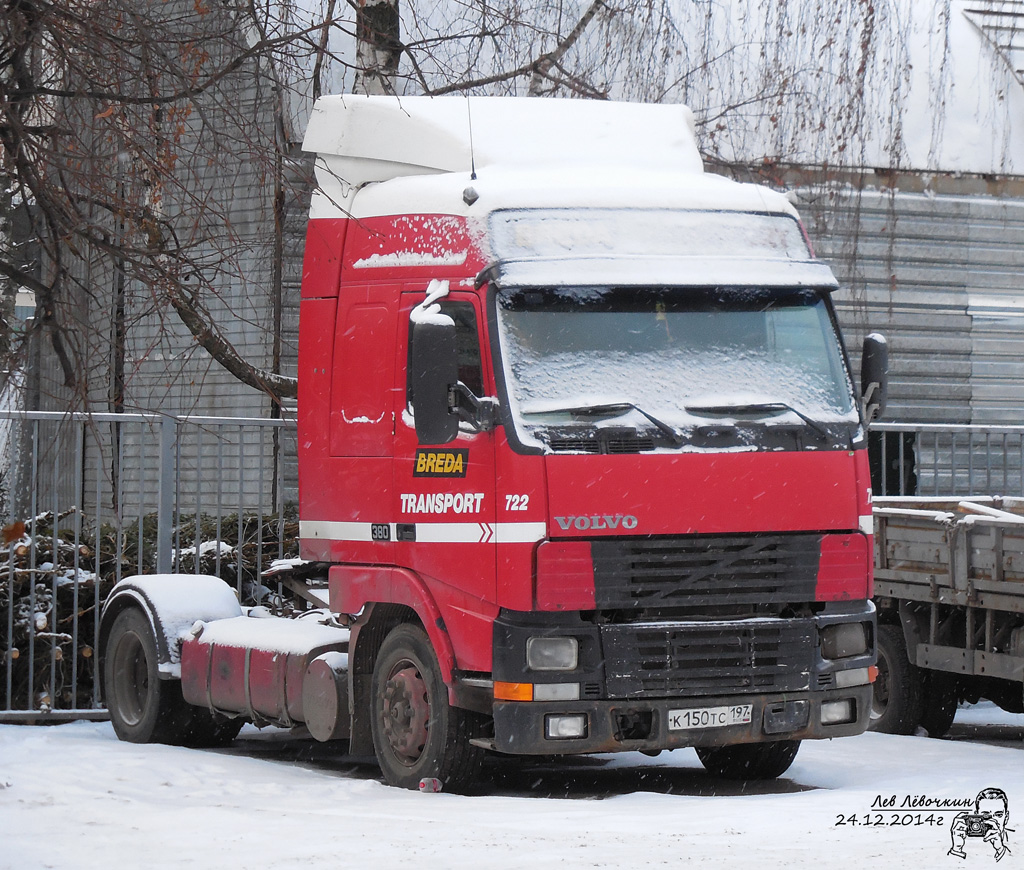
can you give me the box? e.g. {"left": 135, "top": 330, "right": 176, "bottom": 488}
{"left": 984, "top": 679, "right": 1024, "bottom": 714}
{"left": 370, "top": 624, "right": 484, "bottom": 792}
{"left": 869, "top": 623, "right": 923, "bottom": 735}
{"left": 104, "top": 607, "right": 191, "bottom": 743}
{"left": 182, "top": 709, "right": 244, "bottom": 748}
{"left": 918, "top": 672, "right": 958, "bottom": 738}
{"left": 695, "top": 740, "right": 801, "bottom": 780}
{"left": 105, "top": 607, "right": 243, "bottom": 747}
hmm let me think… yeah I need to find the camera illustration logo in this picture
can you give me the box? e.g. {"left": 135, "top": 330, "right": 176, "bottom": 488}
{"left": 949, "top": 788, "right": 1012, "bottom": 861}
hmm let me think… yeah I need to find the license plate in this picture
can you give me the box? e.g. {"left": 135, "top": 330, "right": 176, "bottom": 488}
{"left": 668, "top": 704, "right": 753, "bottom": 731}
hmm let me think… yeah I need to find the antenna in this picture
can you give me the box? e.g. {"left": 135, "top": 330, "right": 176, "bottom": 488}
{"left": 466, "top": 98, "right": 477, "bottom": 181}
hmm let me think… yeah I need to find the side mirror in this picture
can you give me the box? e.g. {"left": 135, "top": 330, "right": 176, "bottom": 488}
{"left": 861, "top": 333, "right": 888, "bottom": 423}
{"left": 410, "top": 318, "right": 459, "bottom": 445}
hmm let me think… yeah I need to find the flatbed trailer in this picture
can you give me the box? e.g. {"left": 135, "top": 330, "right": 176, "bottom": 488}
{"left": 871, "top": 496, "right": 1024, "bottom": 735}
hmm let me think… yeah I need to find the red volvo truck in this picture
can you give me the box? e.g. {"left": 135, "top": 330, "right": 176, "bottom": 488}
{"left": 99, "top": 95, "right": 886, "bottom": 790}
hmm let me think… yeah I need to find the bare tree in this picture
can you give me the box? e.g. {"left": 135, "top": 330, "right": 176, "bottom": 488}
{"left": 324, "top": 1, "right": 916, "bottom": 172}
{"left": 0, "top": 0, "right": 339, "bottom": 408}
{"left": 353, "top": 0, "right": 401, "bottom": 94}
{"left": 0, "top": 0, "right": 923, "bottom": 415}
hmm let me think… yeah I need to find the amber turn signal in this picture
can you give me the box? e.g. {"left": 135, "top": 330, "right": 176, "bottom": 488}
{"left": 494, "top": 681, "right": 534, "bottom": 701}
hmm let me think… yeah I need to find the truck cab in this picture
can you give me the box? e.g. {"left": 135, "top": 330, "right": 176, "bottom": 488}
{"left": 99, "top": 95, "right": 884, "bottom": 792}
{"left": 296, "top": 96, "right": 879, "bottom": 785}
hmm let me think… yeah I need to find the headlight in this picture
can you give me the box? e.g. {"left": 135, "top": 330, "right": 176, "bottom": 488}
{"left": 821, "top": 622, "right": 869, "bottom": 659}
{"left": 526, "top": 636, "right": 579, "bottom": 671}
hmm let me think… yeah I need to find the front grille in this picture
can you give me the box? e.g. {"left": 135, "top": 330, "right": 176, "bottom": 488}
{"left": 602, "top": 619, "right": 814, "bottom": 699}
{"left": 592, "top": 533, "right": 820, "bottom": 614}
{"left": 607, "top": 436, "right": 655, "bottom": 454}
{"left": 548, "top": 437, "right": 600, "bottom": 453}
{"left": 547, "top": 435, "right": 656, "bottom": 454}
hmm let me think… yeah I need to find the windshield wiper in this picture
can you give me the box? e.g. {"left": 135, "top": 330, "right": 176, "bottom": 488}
{"left": 523, "top": 401, "right": 684, "bottom": 446}
{"left": 685, "top": 401, "right": 829, "bottom": 440}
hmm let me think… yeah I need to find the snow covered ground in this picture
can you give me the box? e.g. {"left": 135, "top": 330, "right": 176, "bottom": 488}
{"left": 2, "top": 704, "right": 1023, "bottom": 870}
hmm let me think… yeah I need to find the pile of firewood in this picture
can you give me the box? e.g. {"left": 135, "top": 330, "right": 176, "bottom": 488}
{"left": 0, "top": 510, "right": 119, "bottom": 711}
{"left": 0, "top": 507, "right": 300, "bottom": 713}
{"left": 171, "top": 510, "right": 301, "bottom": 600}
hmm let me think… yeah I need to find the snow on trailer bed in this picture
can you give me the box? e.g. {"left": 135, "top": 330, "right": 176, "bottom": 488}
{"left": 2, "top": 713, "right": 1023, "bottom": 870}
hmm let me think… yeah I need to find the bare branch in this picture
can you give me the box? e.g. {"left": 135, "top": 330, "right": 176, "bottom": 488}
{"left": 164, "top": 282, "right": 298, "bottom": 400}
{"left": 529, "top": 0, "right": 606, "bottom": 95}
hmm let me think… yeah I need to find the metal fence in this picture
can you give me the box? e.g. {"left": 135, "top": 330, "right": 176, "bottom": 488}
{"left": 4, "top": 416, "right": 1021, "bottom": 722}
{"left": 1, "top": 410, "right": 296, "bottom": 722}
{"left": 872, "top": 422, "right": 1024, "bottom": 498}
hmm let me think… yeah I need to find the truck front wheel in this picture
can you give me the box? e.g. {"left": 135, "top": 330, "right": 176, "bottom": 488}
{"left": 370, "top": 624, "right": 484, "bottom": 792}
{"left": 695, "top": 740, "right": 801, "bottom": 780}
{"left": 869, "top": 623, "right": 923, "bottom": 734}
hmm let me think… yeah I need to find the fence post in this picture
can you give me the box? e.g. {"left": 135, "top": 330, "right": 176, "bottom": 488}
{"left": 156, "top": 416, "right": 177, "bottom": 574}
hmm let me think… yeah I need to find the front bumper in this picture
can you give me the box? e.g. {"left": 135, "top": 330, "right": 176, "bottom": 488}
{"left": 492, "top": 684, "right": 872, "bottom": 755}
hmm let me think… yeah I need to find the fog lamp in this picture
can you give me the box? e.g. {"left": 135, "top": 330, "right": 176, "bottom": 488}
{"left": 821, "top": 699, "right": 856, "bottom": 725}
{"left": 545, "top": 713, "right": 587, "bottom": 739}
{"left": 527, "top": 636, "right": 578, "bottom": 671}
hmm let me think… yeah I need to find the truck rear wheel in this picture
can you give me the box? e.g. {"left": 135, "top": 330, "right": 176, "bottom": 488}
{"left": 370, "top": 624, "right": 484, "bottom": 792}
{"left": 870, "top": 623, "right": 923, "bottom": 735}
{"left": 182, "top": 708, "right": 244, "bottom": 747}
{"left": 695, "top": 740, "right": 801, "bottom": 780}
{"left": 105, "top": 607, "right": 243, "bottom": 747}
{"left": 918, "top": 672, "right": 958, "bottom": 738}
{"left": 105, "top": 607, "right": 190, "bottom": 743}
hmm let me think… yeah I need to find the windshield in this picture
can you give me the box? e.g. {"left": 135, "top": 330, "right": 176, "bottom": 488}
{"left": 493, "top": 285, "right": 858, "bottom": 453}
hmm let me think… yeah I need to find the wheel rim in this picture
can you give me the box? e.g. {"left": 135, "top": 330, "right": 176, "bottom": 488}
{"left": 111, "top": 629, "right": 150, "bottom": 727}
{"left": 871, "top": 651, "right": 890, "bottom": 720}
{"left": 381, "top": 660, "right": 430, "bottom": 766}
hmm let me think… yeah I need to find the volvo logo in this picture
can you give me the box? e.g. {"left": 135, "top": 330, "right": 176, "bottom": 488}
{"left": 554, "top": 514, "right": 638, "bottom": 531}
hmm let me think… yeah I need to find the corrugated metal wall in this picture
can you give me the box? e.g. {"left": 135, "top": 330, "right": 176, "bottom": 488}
{"left": 797, "top": 183, "right": 1024, "bottom": 427}
{"left": 19, "top": 3, "right": 309, "bottom": 516}
{"left": 964, "top": 197, "right": 1024, "bottom": 423}
{"left": 798, "top": 187, "right": 973, "bottom": 424}
{"left": 793, "top": 180, "right": 1024, "bottom": 494}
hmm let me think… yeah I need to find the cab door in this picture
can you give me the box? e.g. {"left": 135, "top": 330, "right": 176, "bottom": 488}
{"left": 392, "top": 286, "right": 498, "bottom": 669}
{"left": 318, "top": 283, "right": 398, "bottom": 564}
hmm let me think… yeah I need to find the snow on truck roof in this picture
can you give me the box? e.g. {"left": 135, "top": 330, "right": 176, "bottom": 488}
{"left": 303, "top": 94, "right": 704, "bottom": 178}
{"left": 302, "top": 95, "right": 835, "bottom": 288}
{"left": 303, "top": 95, "right": 797, "bottom": 221}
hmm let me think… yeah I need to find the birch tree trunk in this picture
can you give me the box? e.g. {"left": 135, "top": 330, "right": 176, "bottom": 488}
{"left": 354, "top": 0, "right": 401, "bottom": 95}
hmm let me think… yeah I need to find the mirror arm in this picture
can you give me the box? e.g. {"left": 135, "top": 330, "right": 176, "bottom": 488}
{"left": 450, "top": 382, "right": 498, "bottom": 432}
{"left": 861, "top": 383, "right": 882, "bottom": 425}
{"left": 860, "top": 332, "right": 889, "bottom": 425}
